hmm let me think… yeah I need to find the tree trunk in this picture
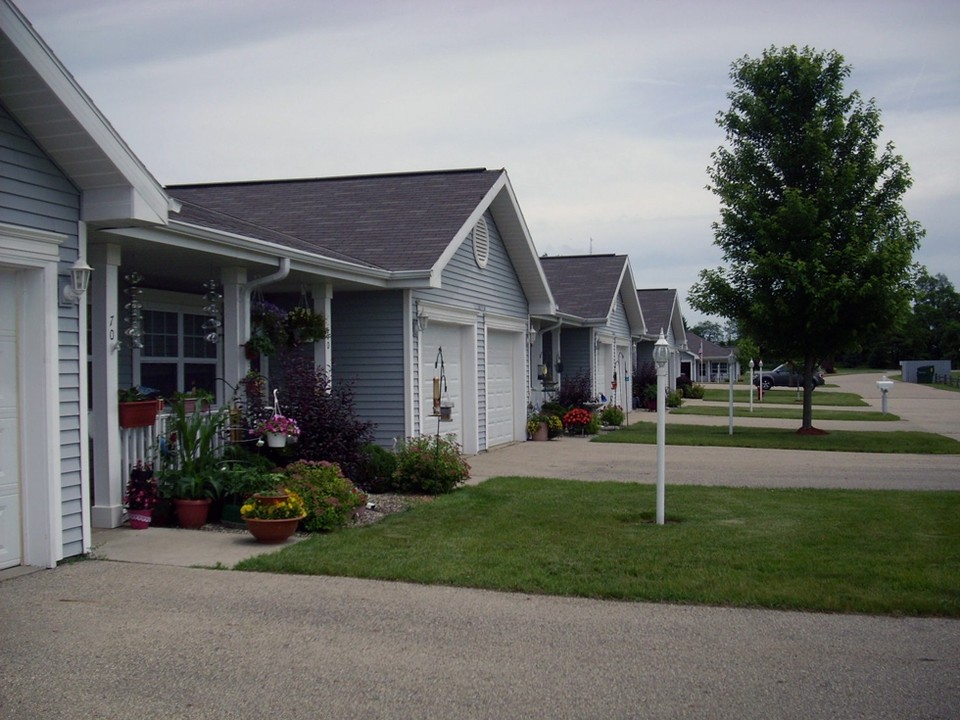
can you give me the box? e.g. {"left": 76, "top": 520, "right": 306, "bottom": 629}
{"left": 800, "top": 355, "right": 816, "bottom": 431}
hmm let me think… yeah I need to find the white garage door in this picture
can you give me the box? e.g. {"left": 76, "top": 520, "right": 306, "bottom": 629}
{"left": 487, "top": 330, "right": 517, "bottom": 447}
{"left": 0, "top": 270, "right": 22, "bottom": 569}
{"left": 421, "top": 323, "right": 462, "bottom": 443}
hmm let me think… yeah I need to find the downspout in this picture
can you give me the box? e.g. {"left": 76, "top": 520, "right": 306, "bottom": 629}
{"left": 242, "top": 257, "right": 291, "bottom": 342}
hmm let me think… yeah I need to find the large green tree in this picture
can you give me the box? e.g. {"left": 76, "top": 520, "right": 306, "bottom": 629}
{"left": 689, "top": 46, "right": 923, "bottom": 431}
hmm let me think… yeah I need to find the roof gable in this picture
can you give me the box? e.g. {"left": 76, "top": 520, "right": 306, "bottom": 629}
{"left": 541, "top": 254, "right": 644, "bottom": 333}
{"left": 636, "top": 288, "right": 686, "bottom": 342}
{"left": 1, "top": 0, "right": 169, "bottom": 224}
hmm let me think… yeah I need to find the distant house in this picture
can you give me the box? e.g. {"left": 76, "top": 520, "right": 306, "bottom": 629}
{"left": 635, "top": 288, "right": 687, "bottom": 388}
{"left": 537, "top": 255, "right": 645, "bottom": 409}
{"left": 683, "top": 331, "right": 737, "bottom": 383}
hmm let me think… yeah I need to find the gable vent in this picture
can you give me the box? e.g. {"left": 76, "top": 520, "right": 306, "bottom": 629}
{"left": 472, "top": 216, "right": 490, "bottom": 269}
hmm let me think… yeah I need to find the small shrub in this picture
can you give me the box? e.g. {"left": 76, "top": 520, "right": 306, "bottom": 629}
{"left": 685, "top": 383, "right": 706, "bottom": 399}
{"left": 355, "top": 443, "right": 398, "bottom": 493}
{"left": 393, "top": 435, "right": 470, "bottom": 495}
{"left": 599, "top": 405, "right": 625, "bottom": 426}
{"left": 585, "top": 414, "right": 601, "bottom": 435}
{"left": 541, "top": 400, "right": 569, "bottom": 417}
{"left": 280, "top": 460, "right": 367, "bottom": 532}
{"left": 557, "top": 372, "right": 593, "bottom": 409}
{"left": 667, "top": 389, "right": 684, "bottom": 408}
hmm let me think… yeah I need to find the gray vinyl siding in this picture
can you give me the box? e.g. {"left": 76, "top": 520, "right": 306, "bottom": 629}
{"left": 560, "top": 328, "right": 592, "bottom": 381}
{"left": 415, "top": 211, "right": 528, "bottom": 319}
{"left": 609, "top": 292, "right": 632, "bottom": 338}
{"left": 1, "top": 104, "right": 84, "bottom": 559}
{"left": 331, "top": 290, "right": 406, "bottom": 447}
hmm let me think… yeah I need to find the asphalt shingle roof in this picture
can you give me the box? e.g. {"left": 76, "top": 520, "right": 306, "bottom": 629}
{"left": 635, "top": 288, "right": 679, "bottom": 336}
{"left": 540, "top": 254, "right": 627, "bottom": 320}
{"left": 167, "top": 168, "right": 503, "bottom": 272}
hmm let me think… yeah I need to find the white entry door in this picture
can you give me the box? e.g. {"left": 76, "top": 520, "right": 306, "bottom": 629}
{"left": 0, "top": 270, "right": 22, "bottom": 569}
{"left": 487, "top": 330, "right": 518, "bottom": 447}
{"left": 421, "top": 323, "right": 463, "bottom": 443}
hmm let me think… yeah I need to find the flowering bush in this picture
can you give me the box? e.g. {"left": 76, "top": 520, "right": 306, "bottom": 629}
{"left": 546, "top": 414, "right": 564, "bottom": 437}
{"left": 393, "top": 435, "right": 470, "bottom": 495}
{"left": 599, "top": 405, "right": 625, "bottom": 426}
{"left": 280, "top": 460, "right": 367, "bottom": 532}
{"left": 124, "top": 461, "right": 157, "bottom": 510}
{"left": 252, "top": 413, "right": 300, "bottom": 437}
{"left": 240, "top": 489, "right": 306, "bottom": 520}
{"left": 562, "top": 408, "right": 593, "bottom": 431}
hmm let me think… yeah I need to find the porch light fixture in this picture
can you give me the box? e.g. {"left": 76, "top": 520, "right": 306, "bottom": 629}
{"left": 414, "top": 309, "right": 429, "bottom": 334}
{"left": 653, "top": 330, "right": 669, "bottom": 525}
{"left": 61, "top": 258, "right": 93, "bottom": 304}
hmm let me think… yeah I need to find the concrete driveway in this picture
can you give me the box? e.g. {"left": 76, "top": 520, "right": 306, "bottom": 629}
{"left": 1, "top": 372, "right": 958, "bottom": 719}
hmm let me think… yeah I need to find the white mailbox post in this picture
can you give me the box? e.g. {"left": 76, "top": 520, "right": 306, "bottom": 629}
{"left": 877, "top": 375, "right": 894, "bottom": 415}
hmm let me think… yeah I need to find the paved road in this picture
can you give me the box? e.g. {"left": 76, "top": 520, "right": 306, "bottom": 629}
{"left": 1, "top": 372, "right": 957, "bottom": 719}
{"left": 2, "top": 562, "right": 957, "bottom": 720}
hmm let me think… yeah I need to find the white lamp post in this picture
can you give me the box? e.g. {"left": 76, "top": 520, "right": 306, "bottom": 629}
{"left": 652, "top": 331, "right": 670, "bottom": 525}
{"left": 728, "top": 349, "right": 736, "bottom": 435}
{"left": 748, "top": 358, "right": 755, "bottom": 412}
{"left": 758, "top": 359, "right": 764, "bottom": 402}
{"left": 877, "top": 375, "right": 894, "bottom": 415}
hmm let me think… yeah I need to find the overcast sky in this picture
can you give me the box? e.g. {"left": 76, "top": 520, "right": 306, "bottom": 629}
{"left": 16, "top": 0, "right": 959, "bottom": 325}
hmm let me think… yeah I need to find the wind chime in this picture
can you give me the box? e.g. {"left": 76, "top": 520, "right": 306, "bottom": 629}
{"left": 121, "top": 271, "right": 144, "bottom": 349}
{"left": 202, "top": 279, "right": 222, "bottom": 344}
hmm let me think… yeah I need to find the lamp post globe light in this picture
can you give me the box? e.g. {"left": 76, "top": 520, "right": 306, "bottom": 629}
{"left": 652, "top": 331, "right": 670, "bottom": 525}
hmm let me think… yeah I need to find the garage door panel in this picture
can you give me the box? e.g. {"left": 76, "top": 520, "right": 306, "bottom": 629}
{"left": 422, "top": 324, "right": 462, "bottom": 443}
{"left": 487, "top": 331, "right": 516, "bottom": 447}
{"left": 0, "top": 273, "right": 21, "bottom": 569}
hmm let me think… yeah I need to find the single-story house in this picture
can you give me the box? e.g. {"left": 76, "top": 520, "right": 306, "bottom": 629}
{"left": 635, "top": 288, "right": 687, "bottom": 388}
{"left": 683, "top": 330, "right": 738, "bottom": 383}
{"left": 537, "top": 254, "right": 646, "bottom": 410}
{"left": 3, "top": 0, "right": 568, "bottom": 569}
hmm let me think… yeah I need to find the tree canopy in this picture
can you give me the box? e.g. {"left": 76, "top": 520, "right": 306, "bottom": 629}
{"left": 689, "top": 46, "right": 923, "bottom": 430}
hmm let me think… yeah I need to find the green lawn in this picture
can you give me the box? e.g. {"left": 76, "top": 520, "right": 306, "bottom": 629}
{"left": 595, "top": 421, "right": 960, "bottom": 453}
{"left": 236, "top": 477, "right": 960, "bottom": 617}
{"left": 672, "top": 405, "right": 898, "bottom": 422}
{"left": 701, "top": 388, "right": 869, "bottom": 406}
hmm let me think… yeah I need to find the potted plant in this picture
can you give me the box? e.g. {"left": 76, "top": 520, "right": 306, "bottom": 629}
{"left": 168, "top": 387, "right": 215, "bottom": 414}
{"left": 218, "top": 461, "right": 281, "bottom": 528}
{"left": 562, "top": 407, "right": 593, "bottom": 435}
{"left": 545, "top": 414, "right": 564, "bottom": 439}
{"left": 124, "top": 460, "right": 157, "bottom": 529}
{"left": 283, "top": 306, "right": 327, "bottom": 347}
{"left": 251, "top": 413, "right": 300, "bottom": 448}
{"left": 118, "top": 386, "right": 162, "bottom": 428}
{"left": 159, "top": 398, "right": 227, "bottom": 529}
{"left": 526, "top": 412, "right": 549, "bottom": 441}
{"left": 241, "top": 488, "right": 306, "bottom": 543}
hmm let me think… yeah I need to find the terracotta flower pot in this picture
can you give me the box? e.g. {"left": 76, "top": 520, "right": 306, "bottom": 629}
{"left": 118, "top": 399, "right": 162, "bottom": 428}
{"left": 173, "top": 498, "right": 211, "bottom": 529}
{"left": 245, "top": 516, "right": 304, "bottom": 544}
{"left": 531, "top": 422, "right": 549, "bottom": 441}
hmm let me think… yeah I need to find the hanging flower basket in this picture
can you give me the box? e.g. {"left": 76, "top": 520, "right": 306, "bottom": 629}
{"left": 284, "top": 306, "right": 327, "bottom": 347}
{"left": 265, "top": 431, "right": 287, "bottom": 448}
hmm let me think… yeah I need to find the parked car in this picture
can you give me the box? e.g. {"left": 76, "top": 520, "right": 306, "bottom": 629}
{"left": 753, "top": 363, "right": 825, "bottom": 391}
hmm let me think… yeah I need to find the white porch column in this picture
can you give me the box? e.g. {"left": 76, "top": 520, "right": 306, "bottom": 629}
{"left": 221, "top": 266, "right": 247, "bottom": 401}
{"left": 89, "top": 243, "right": 122, "bottom": 528}
{"left": 313, "top": 282, "right": 333, "bottom": 379}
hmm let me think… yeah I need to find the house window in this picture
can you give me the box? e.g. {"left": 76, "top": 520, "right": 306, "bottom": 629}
{"left": 137, "top": 309, "right": 219, "bottom": 399}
